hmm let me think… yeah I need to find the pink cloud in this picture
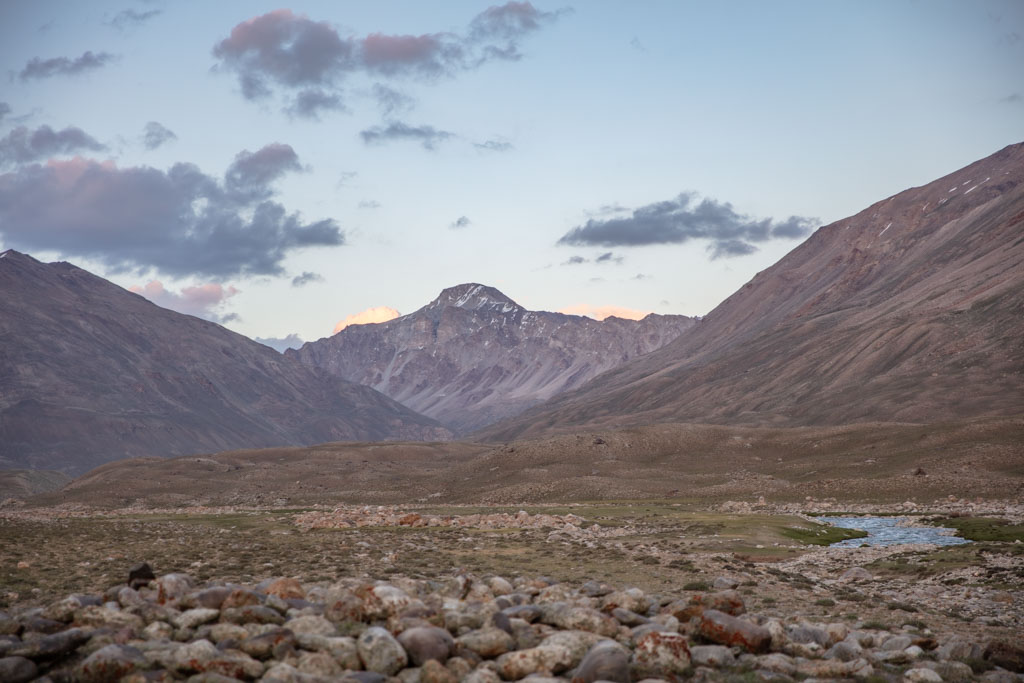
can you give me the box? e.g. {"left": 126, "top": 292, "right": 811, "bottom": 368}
{"left": 130, "top": 280, "right": 240, "bottom": 322}
{"left": 558, "top": 304, "right": 651, "bottom": 321}
{"left": 333, "top": 305, "right": 400, "bottom": 334}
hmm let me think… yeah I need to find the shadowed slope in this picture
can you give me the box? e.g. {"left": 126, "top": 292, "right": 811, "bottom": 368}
{"left": 480, "top": 142, "right": 1024, "bottom": 440}
{"left": 0, "top": 251, "right": 449, "bottom": 474}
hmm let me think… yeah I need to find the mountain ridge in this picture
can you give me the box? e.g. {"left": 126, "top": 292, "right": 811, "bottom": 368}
{"left": 478, "top": 142, "right": 1024, "bottom": 440}
{"left": 288, "top": 284, "right": 696, "bottom": 433}
{"left": 0, "top": 251, "right": 449, "bottom": 474}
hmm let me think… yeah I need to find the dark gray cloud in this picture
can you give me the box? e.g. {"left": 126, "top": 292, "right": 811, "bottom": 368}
{"left": 19, "top": 51, "right": 116, "bottom": 81}
{"left": 0, "top": 144, "right": 342, "bottom": 278}
{"left": 562, "top": 255, "right": 586, "bottom": 265}
{"left": 142, "top": 121, "right": 177, "bottom": 150}
{"left": 449, "top": 215, "right": 471, "bottom": 229}
{"left": 212, "top": 4, "right": 563, "bottom": 117}
{"left": 287, "top": 88, "right": 345, "bottom": 119}
{"left": 360, "top": 121, "right": 453, "bottom": 149}
{"left": 1000, "top": 92, "right": 1021, "bottom": 104}
{"left": 559, "top": 192, "right": 818, "bottom": 259}
{"left": 253, "top": 333, "right": 304, "bottom": 353}
{"left": 107, "top": 8, "right": 161, "bottom": 30}
{"left": 474, "top": 138, "right": 513, "bottom": 152}
{"left": 291, "top": 271, "right": 323, "bottom": 287}
{"left": 0, "top": 125, "right": 106, "bottom": 167}
{"left": 372, "top": 84, "right": 415, "bottom": 116}
{"left": 595, "top": 251, "right": 622, "bottom": 264}
{"left": 224, "top": 143, "right": 303, "bottom": 199}
{"left": 0, "top": 102, "right": 10, "bottom": 122}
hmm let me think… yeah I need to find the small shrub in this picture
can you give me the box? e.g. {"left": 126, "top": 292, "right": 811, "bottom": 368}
{"left": 814, "top": 598, "right": 836, "bottom": 607}
{"left": 683, "top": 580, "right": 710, "bottom": 591}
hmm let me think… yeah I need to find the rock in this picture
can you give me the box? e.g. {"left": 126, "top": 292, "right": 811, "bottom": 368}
{"left": 294, "top": 633, "right": 361, "bottom": 669}
{"left": 128, "top": 562, "right": 156, "bottom": 590}
{"left": 572, "top": 640, "right": 630, "bottom": 683}
{"left": 839, "top": 567, "right": 872, "bottom": 582}
{"left": 266, "top": 578, "right": 306, "bottom": 600}
{"left": 77, "top": 644, "right": 147, "bottom": 682}
{"left": 690, "top": 644, "right": 735, "bottom": 668}
{"left": 580, "top": 581, "right": 614, "bottom": 598}
{"left": 8, "top": 626, "right": 90, "bottom": 658}
{"left": 926, "top": 660, "right": 975, "bottom": 682}
{"left": 420, "top": 658, "right": 458, "bottom": 683}
{"left": 464, "top": 666, "right": 503, "bottom": 683}
{"left": 117, "top": 587, "right": 146, "bottom": 609}
{"left": 663, "top": 590, "right": 745, "bottom": 620}
{"left": 456, "top": 627, "right": 516, "bottom": 658}
{"left": 238, "top": 628, "right": 297, "bottom": 660}
{"left": 496, "top": 644, "right": 574, "bottom": 679}
{"left": 296, "top": 650, "right": 342, "bottom": 677}
{"left": 883, "top": 635, "right": 914, "bottom": 651}
{"left": 756, "top": 653, "right": 796, "bottom": 675}
{"left": 0, "top": 656, "right": 37, "bottom": 683}
{"left": 610, "top": 608, "right": 649, "bottom": 627}
{"left": 695, "top": 610, "right": 771, "bottom": 653}
{"left": 155, "top": 573, "right": 193, "bottom": 604}
{"left": 42, "top": 596, "right": 83, "bottom": 623}
{"left": 174, "top": 608, "right": 221, "bottom": 630}
{"left": 284, "top": 615, "right": 335, "bottom": 636}
{"left": 169, "top": 639, "right": 263, "bottom": 679}
{"left": 905, "top": 667, "right": 944, "bottom": 682}
{"left": 358, "top": 626, "right": 408, "bottom": 675}
{"left": 222, "top": 588, "right": 264, "bottom": 609}
{"left": 541, "top": 604, "right": 619, "bottom": 637}
{"left": 193, "top": 586, "right": 234, "bottom": 610}
{"left": 601, "top": 588, "right": 649, "bottom": 615}
{"left": 502, "top": 605, "right": 543, "bottom": 623}
{"left": 541, "top": 630, "right": 608, "bottom": 668}
{"left": 825, "top": 637, "right": 863, "bottom": 662}
{"left": 221, "top": 605, "right": 285, "bottom": 625}
{"left": 445, "top": 655, "right": 474, "bottom": 679}
{"left": 633, "top": 630, "right": 691, "bottom": 677}
{"left": 985, "top": 639, "right": 1024, "bottom": 673}
{"left": 488, "top": 577, "right": 514, "bottom": 596}
{"left": 712, "top": 576, "right": 740, "bottom": 590}
{"left": 398, "top": 626, "right": 454, "bottom": 666}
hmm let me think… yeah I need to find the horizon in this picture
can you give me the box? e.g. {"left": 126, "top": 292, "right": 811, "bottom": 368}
{"left": 1, "top": 1, "right": 1022, "bottom": 350}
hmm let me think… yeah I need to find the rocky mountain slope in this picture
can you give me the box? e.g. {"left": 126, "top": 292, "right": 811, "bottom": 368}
{"left": 287, "top": 284, "right": 695, "bottom": 433}
{"left": 481, "top": 142, "right": 1024, "bottom": 440}
{"left": 0, "top": 251, "right": 449, "bottom": 474}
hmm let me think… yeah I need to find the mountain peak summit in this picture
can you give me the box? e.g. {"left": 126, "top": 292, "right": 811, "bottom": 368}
{"left": 427, "top": 283, "right": 521, "bottom": 314}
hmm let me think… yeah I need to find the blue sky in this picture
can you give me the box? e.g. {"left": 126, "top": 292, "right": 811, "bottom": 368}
{"left": 1, "top": 1, "right": 1021, "bottom": 349}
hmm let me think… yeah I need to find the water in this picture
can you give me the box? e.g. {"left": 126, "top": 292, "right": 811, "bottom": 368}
{"left": 818, "top": 516, "right": 971, "bottom": 548}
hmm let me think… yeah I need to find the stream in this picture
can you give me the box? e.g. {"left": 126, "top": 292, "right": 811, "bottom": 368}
{"left": 819, "top": 516, "right": 971, "bottom": 547}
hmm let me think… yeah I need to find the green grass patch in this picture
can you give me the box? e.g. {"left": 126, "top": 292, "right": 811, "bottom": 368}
{"left": 931, "top": 516, "right": 1024, "bottom": 542}
{"left": 780, "top": 524, "right": 868, "bottom": 546}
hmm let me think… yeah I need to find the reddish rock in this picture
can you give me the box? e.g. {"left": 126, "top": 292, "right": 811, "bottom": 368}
{"left": 663, "top": 590, "right": 745, "bottom": 620}
{"left": 265, "top": 578, "right": 305, "bottom": 600}
{"left": 695, "top": 609, "right": 771, "bottom": 653}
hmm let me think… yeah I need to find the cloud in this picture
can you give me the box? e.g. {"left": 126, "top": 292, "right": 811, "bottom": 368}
{"left": 1000, "top": 93, "right": 1021, "bottom": 104}
{"left": 142, "top": 121, "right": 177, "bottom": 150}
{"left": 224, "top": 142, "right": 304, "bottom": 199}
{"left": 450, "top": 215, "right": 471, "bottom": 229}
{"left": 558, "top": 192, "right": 818, "bottom": 259}
{"left": 473, "top": 138, "right": 513, "bottom": 152}
{"left": 0, "top": 145, "right": 343, "bottom": 278}
{"left": 372, "top": 83, "right": 416, "bottom": 116}
{"left": 360, "top": 121, "right": 453, "bottom": 149}
{"left": 211, "top": 4, "right": 564, "bottom": 117}
{"left": 130, "top": 280, "right": 240, "bottom": 323}
{"left": 334, "top": 306, "right": 400, "bottom": 334}
{"left": 562, "top": 255, "right": 586, "bottom": 265}
{"left": 0, "top": 102, "right": 10, "bottom": 122}
{"left": 358, "top": 199, "right": 381, "bottom": 209}
{"left": 558, "top": 304, "right": 651, "bottom": 321}
{"left": 291, "top": 271, "right": 323, "bottom": 287}
{"left": 19, "top": 51, "right": 116, "bottom": 81}
{"left": 107, "top": 8, "right": 161, "bottom": 30}
{"left": 595, "top": 251, "right": 622, "bottom": 264}
{"left": 0, "top": 125, "right": 106, "bottom": 167}
{"left": 629, "top": 36, "right": 647, "bottom": 53}
{"left": 286, "top": 88, "right": 346, "bottom": 119}
{"left": 252, "top": 333, "right": 304, "bottom": 353}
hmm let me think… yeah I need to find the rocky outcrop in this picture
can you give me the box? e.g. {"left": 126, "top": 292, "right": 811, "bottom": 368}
{"left": 482, "top": 142, "right": 1024, "bottom": 440}
{"left": 288, "top": 284, "right": 695, "bottom": 434}
{"left": 0, "top": 251, "right": 449, "bottom": 474}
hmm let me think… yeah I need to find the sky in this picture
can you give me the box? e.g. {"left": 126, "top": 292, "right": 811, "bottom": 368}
{"left": 1, "top": 1, "right": 1022, "bottom": 351}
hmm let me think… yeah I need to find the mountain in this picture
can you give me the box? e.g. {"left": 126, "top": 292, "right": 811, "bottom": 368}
{"left": 480, "top": 142, "right": 1024, "bottom": 440}
{"left": 287, "top": 284, "right": 695, "bottom": 433}
{"left": 0, "top": 251, "right": 449, "bottom": 474}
